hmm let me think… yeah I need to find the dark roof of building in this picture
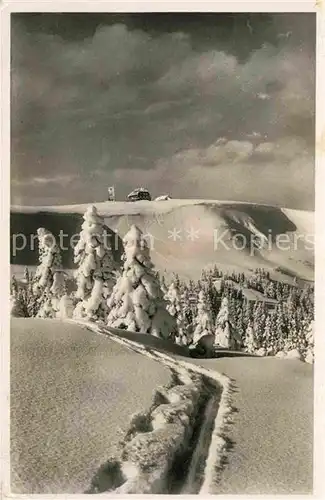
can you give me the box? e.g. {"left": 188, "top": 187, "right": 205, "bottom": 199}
{"left": 241, "top": 287, "right": 278, "bottom": 304}
{"left": 128, "top": 187, "right": 150, "bottom": 197}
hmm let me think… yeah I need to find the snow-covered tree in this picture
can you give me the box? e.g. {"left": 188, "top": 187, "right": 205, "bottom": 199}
{"left": 235, "top": 304, "right": 245, "bottom": 348}
{"left": 253, "top": 302, "right": 267, "bottom": 347}
{"left": 204, "top": 277, "right": 219, "bottom": 324}
{"left": 73, "top": 205, "right": 116, "bottom": 321}
{"left": 192, "top": 289, "right": 213, "bottom": 345}
{"left": 243, "top": 300, "right": 254, "bottom": 328}
{"left": 263, "top": 315, "right": 273, "bottom": 353}
{"left": 304, "top": 320, "right": 314, "bottom": 363}
{"left": 23, "top": 266, "right": 30, "bottom": 284}
{"left": 274, "top": 303, "right": 287, "bottom": 352}
{"left": 284, "top": 312, "right": 301, "bottom": 352}
{"left": 178, "top": 285, "right": 193, "bottom": 342}
{"left": 165, "top": 281, "right": 187, "bottom": 345}
{"left": 107, "top": 225, "right": 176, "bottom": 338}
{"left": 10, "top": 275, "right": 25, "bottom": 317}
{"left": 10, "top": 272, "right": 39, "bottom": 318}
{"left": 159, "top": 272, "right": 168, "bottom": 296}
{"left": 33, "top": 228, "right": 66, "bottom": 318}
{"left": 10, "top": 275, "right": 18, "bottom": 297}
{"left": 214, "top": 296, "right": 241, "bottom": 349}
{"left": 244, "top": 320, "right": 258, "bottom": 353}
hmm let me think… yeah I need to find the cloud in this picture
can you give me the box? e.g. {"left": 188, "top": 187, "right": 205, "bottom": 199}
{"left": 12, "top": 174, "right": 77, "bottom": 187}
{"left": 11, "top": 15, "right": 315, "bottom": 209}
{"left": 150, "top": 136, "right": 314, "bottom": 209}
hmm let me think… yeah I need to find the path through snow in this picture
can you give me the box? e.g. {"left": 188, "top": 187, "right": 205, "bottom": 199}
{"left": 84, "top": 323, "right": 313, "bottom": 495}
{"left": 11, "top": 318, "right": 313, "bottom": 494}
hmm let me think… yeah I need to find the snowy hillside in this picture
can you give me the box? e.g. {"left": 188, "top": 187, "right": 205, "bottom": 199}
{"left": 11, "top": 318, "right": 172, "bottom": 493}
{"left": 11, "top": 317, "right": 313, "bottom": 494}
{"left": 11, "top": 199, "right": 314, "bottom": 281}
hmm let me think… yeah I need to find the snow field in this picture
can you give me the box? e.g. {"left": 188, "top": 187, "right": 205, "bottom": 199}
{"left": 10, "top": 318, "right": 174, "bottom": 493}
{"left": 192, "top": 356, "right": 313, "bottom": 494}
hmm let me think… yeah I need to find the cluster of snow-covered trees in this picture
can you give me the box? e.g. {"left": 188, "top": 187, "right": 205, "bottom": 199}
{"left": 10, "top": 206, "right": 176, "bottom": 340}
{"left": 155, "top": 266, "right": 314, "bottom": 360}
{"left": 10, "top": 206, "right": 315, "bottom": 361}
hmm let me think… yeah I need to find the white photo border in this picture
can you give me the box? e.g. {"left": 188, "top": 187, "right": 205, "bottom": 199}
{"left": 1, "top": 2, "right": 324, "bottom": 499}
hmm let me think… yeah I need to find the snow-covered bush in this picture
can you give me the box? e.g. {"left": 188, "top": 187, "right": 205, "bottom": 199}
{"left": 73, "top": 205, "right": 116, "bottom": 321}
{"left": 154, "top": 195, "right": 171, "bottom": 201}
{"left": 57, "top": 294, "right": 75, "bottom": 319}
{"left": 192, "top": 290, "right": 213, "bottom": 345}
{"left": 286, "top": 348, "right": 303, "bottom": 361}
{"left": 305, "top": 349, "right": 314, "bottom": 364}
{"left": 32, "top": 228, "right": 66, "bottom": 318}
{"left": 107, "top": 225, "right": 176, "bottom": 339}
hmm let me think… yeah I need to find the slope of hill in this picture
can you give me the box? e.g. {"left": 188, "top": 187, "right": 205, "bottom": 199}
{"left": 11, "top": 318, "right": 313, "bottom": 494}
{"left": 10, "top": 199, "right": 314, "bottom": 282}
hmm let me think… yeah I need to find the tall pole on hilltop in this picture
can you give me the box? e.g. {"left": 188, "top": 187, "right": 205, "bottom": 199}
{"left": 107, "top": 186, "right": 115, "bottom": 201}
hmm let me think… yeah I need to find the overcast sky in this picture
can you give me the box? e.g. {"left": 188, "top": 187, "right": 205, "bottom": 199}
{"left": 11, "top": 13, "right": 315, "bottom": 209}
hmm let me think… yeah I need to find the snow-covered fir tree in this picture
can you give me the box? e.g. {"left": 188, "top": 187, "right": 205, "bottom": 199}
{"left": 205, "top": 277, "right": 219, "bottom": 324}
{"left": 159, "top": 272, "right": 168, "bottom": 296}
{"left": 253, "top": 302, "right": 267, "bottom": 347}
{"left": 165, "top": 281, "right": 187, "bottom": 345}
{"left": 244, "top": 320, "right": 258, "bottom": 353}
{"left": 263, "top": 314, "right": 274, "bottom": 354}
{"left": 243, "top": 300, "right": 254, "bottom": 329}
{"left": 274, "top": 303, "right": 287, "bottom": 352}
{"left": 179, "top": 285, "right": 194, "bottom": 342}
{"left": 10, "top": 275, "right": 18, "bottom": 297}
{"left": 33, "top": 228, "right": 66, "bottom": 318}
{"left": 192, "top": 289, "right": 213, "bottom": 345}
{"left": 107, "top": 225, "right": 176, "bottom": 338}
{"left": 304, "top": 320, "right": 314, "bottom": 363}
{"left": 235, "top": 304, "right": 245, "bottom": 348}
{"left": 10, "top": 272, "right": 39, "bottom": 318}
{"left": 73, "top": 205, "right": 116, "bottom": 321}
{"left": 23, "top": 266, "right": 30, "bottom": 284}
{"left": 214, "top": 296, "right": 241, "bottom": 349}
{"left": 10, "top": 275, "right": 25, "bottom": 317}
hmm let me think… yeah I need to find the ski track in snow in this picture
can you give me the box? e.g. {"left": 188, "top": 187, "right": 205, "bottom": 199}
{"left": 73, "top": 319, "right": 234, "bottom": 494}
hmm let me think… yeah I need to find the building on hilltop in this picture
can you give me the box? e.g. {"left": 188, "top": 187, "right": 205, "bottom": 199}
{"left": 127, "top": 187, "right": 152, "bottom": 201}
